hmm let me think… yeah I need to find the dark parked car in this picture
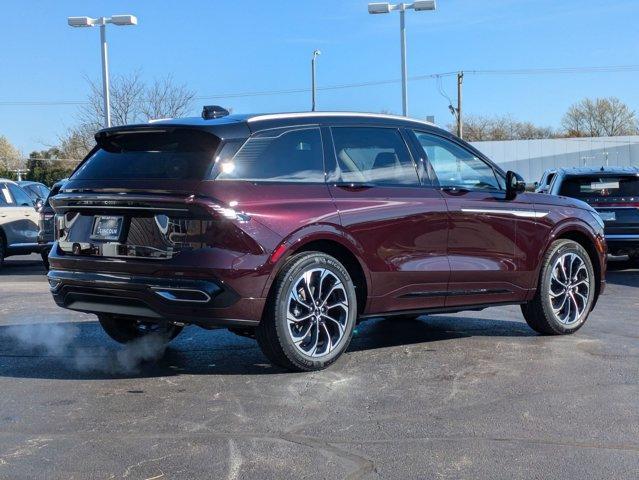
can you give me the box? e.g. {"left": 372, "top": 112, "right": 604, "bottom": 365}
{"left": 548, "top": 166, "right": 639, "bottom": 260}
{"left": 38, "top": 179, "right": 67, "bottom": 269}
{"left": 17, "top": 181, "right": 50, "bottom": 204}
{"left": 48, "top": 110, "right": 607, "bottom": 371}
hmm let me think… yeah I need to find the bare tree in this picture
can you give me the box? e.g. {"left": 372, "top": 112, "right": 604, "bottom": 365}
{"left": 451, "top": 115, "right": 555, "bottom": 141}
{"left": 141, "top": 76, "right": 195, "bottom": 120}
{"left": 58, "top": 73, "right": 197, "bottom": 161}
{"left": 561, "top": 97, "right": 638, "bottom": 137}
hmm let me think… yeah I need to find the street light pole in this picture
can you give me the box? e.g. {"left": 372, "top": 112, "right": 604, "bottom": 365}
{"left": 68, "top": 14, "right": 138, "bottom": 128}
{"left": 99, "top": 20, "right": 112, "bottom": 127}
{"left": 311, "top": 50, "right": 321, "bottom": 112}
{"left": 368, "top": 2, "right": 436, "bottom": 116}
{"left": 399, "top": 5, "right": 407, "bottom": 116}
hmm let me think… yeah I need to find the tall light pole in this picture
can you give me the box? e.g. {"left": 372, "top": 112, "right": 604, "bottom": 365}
{"left": 311, "top": 50, "right": 321, "bottom": 111}
{"left": 68, "top": 15, "right": 138, "bottom": 128}
{"left": 368, "top": 1, "right": 436, "bottom": 116}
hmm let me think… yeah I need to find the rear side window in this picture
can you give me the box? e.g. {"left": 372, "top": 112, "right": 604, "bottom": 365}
{"left": 214, "top": 127, "right": 325, "bottom": 183}
{"left": 560, "top": 175, "right": 639, "bottom": 198}
{"left": 7, "top": 184, "right": 33, "bottom": 206}
{"left": 72, "top": 129, "right": 220, "bottom": 180}
{"left": 330, "top": 127, "right": 419, "bottom": 185}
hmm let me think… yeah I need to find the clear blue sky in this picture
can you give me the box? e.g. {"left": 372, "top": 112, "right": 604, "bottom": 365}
{"left": 1, "top": 0, "right": 638, "bottom": 154}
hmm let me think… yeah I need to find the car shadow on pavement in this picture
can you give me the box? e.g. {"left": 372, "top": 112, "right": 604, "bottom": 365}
{"left": 349, "top": 315, "right": 535, "bottom": 353}
{"left": 0, "top": 315, "right": 536, "bottom": 380}
{"left": 0, "top": 258, "right": 46, "bottom": 277}
{"left": 605, "top": 261, "right": 639, "bottom": 287}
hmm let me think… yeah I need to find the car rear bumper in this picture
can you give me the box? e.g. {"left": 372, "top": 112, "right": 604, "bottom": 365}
{"left": 605, "top": 234, "right": 639, "bottom": 255}
{"left": 47, "top": 269, "right": 263, "bottom": 328}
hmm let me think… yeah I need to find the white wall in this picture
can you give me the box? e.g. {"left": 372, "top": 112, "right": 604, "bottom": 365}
{"left": 471, "top": 136, "right": 639, "bottom": 183}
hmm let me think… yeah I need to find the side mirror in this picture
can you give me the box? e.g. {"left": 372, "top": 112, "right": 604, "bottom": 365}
{"left": 506, "top": 171, "right": 526, "bottom": 199}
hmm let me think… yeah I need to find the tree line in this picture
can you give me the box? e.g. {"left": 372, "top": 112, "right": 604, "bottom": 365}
{"left": 1, "top": 73, "right": 638, "bottom": 184}
{"left": 450, "top": 97, "right": 638, "bottom": 142}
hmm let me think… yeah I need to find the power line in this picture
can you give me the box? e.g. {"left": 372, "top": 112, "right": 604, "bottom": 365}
{"left": 1, "top": 64, "right": 638, "bottom": 107}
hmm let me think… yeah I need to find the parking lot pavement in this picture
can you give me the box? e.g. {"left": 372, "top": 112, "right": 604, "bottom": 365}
{"left": 0, "top": 255, "right": 638, "bottom": 479}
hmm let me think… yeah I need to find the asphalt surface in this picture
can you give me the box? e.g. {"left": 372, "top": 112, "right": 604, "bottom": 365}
{"left": 0, "top": 254, "right": 638, "bottom": 479}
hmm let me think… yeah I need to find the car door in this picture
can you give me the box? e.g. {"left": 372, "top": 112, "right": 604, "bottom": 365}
{"left": 5, "top": 183, "right": 38, "bottom": 247}
{"left": 409, "top": 130, "right": 532, "bottom": 308}
{"left": 325, "top": 125, "right": 449, "bottom": 315}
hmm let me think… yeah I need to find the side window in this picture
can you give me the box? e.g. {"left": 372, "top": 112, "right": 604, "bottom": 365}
{"left": 7, "top": 184, "right": 34, "bottom": 206}
{"left": 0, "top": 183, "right": 11, "bottom": 206}
{"left": 413, "top": 131, "right": 501, "bottom": 191}
{"left": 215, "top": 127, "right": 325, "bottom": 182}
{"left": 330, "top": 127, "right": 419, "bottom": 186}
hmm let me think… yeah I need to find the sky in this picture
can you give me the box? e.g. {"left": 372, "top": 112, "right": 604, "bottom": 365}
{"left": 1, "top": 0, "right": 638, "bottom": 154}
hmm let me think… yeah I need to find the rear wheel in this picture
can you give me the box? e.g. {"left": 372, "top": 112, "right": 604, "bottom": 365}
{"left": 521, "top": 239, "right": 595, "bottom": 335}
{"left": 97, "top": 314, "right": 183, "bottom": 344}
{"left": 256, "top": 252, "right": 358, "bottom": 371}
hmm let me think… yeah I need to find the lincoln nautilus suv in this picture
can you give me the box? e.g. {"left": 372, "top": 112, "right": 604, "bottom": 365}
{"left": 47, "top": 108, "right": 607, "bottom": 371}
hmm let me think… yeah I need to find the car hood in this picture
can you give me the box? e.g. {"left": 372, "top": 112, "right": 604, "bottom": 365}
{"left": 530, "top": 192, "right": 597, "bottom": 214}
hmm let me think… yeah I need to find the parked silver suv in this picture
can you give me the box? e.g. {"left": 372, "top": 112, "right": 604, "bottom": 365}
{"left": 0, "top": 179, "right": 40, "bottom": 267}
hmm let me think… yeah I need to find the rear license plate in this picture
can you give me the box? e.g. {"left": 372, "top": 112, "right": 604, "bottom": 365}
{"left": 599, "top": 211, "right": 616, "bottom": 222}
{"left": 91, "top": 215, "right": 124, "bottom": 241}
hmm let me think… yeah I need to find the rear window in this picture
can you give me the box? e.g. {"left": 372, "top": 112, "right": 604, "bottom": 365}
{"left": 72, "top": 129, "right": 220, "bottom": 180}
{"left": 559, "top": 175, "right": 639, "bottom": 198}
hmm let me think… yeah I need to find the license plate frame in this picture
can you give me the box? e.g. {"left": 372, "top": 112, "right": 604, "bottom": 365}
{"left": 90, "top": 215, "right": 124, "bottom": 241}
{"left": 598, "top": 211, "right": 616, "bottom": 222}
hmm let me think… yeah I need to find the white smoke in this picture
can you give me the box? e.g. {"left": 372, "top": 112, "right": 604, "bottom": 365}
{"left": 3, "top": 322, "right": 168, "bottom": 374}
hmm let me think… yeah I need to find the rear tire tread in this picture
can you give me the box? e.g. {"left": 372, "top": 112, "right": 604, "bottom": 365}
{"left": 256, "top": 251, "right": 357, "bottom": 372}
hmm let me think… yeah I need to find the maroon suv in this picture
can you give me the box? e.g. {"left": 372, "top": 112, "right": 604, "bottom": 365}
{"left": 48, "top": 109, "right": 607, "bottom": 371}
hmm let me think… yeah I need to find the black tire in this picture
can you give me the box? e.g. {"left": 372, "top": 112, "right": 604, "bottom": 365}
{"left": 97, "top": 314, "right": 183, "bottom": 344}
{"left": 521, "top": 239, "right": 596, "bottom": 335}
{"left": 41, "top": 251, "right": 50, "bottom": 271}
{"left": 256, "top": 251, "right": 358, "bottom": 371}
{"left": 0, "top": 235, "right": 5, "bottom": 271}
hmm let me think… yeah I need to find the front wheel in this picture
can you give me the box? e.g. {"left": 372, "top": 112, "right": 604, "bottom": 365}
{"left": 97, "top": 314, "right": 183, "bottom": 344}
{"left": 256, "top": 252, "right": 358, "bottom": 371}
{"left": 521, "top": 239, "right": 596, "bottom": 335}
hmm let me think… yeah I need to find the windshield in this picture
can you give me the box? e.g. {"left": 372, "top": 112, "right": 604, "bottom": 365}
{"left": 559, "top": 175, "right": 639, "bottom": 198}
{"left": 72, "top": 129, "right": 220, "bottom": 180}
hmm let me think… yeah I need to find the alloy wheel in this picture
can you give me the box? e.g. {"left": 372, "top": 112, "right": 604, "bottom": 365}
{"left": 549, "top": 252, "right": 590, "bottom": 325}
{"left": 286, "top": 268, "right": 349, "bottom": 358}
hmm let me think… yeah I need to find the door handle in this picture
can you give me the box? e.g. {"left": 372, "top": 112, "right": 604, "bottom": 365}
{"left": 335, "top": 183, "right": 376, "bottom": 191}
{"left": 440, "top": 186, "right": 470, "bottom": 194}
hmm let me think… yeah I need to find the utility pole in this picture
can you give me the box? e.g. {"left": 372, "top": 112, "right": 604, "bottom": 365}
{"left": 456, "top": 71, "right": 463, "bottom": 138}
